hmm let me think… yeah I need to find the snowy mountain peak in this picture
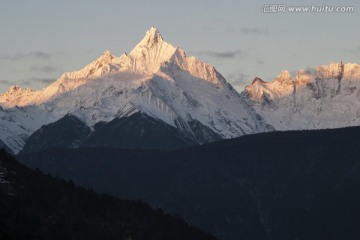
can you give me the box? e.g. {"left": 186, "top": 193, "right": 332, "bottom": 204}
{"left": 0, "top": 28, "right": 268, "bottom": 153}
{"left": 127, "top": 28, "right": 177, "bottom": 73}
{"left": 0, "top": 28, "right": 224, "bottom": 109}
{"left": 138, "top": 27, "right": 163, "bottom": 48}
{"left": 130, "top": 27, "right": 166, "bottom": 54}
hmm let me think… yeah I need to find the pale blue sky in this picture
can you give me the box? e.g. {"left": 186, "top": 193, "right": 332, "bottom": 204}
{"left": 1, "top": 0, "right": 359, "bottom": 93}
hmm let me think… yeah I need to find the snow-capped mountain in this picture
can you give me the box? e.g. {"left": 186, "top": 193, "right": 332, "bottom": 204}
{"left": 243, "top": 62, "right": 360, "bottom": 130}
{"left": 0, "top": 27, "right": 267, "bottom": 153}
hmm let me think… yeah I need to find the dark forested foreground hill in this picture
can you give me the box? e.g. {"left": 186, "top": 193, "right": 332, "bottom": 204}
{"left": 18, "top": 127, "right": 360, "bottom": 240}
{"left": 0, "top": 150, "right": 216, "bottom": 240}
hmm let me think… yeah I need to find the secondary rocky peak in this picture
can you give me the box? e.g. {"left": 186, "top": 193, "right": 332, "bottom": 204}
{"left": 100, "top": 50, "right": 115, "bottom": 59}
{"left": 95, "top": 50, "right": 115, "bottom": 68}
{"left": 4, "top": 85, "right": 34, "bottom": 95}
{"left": 316, "top": 62, "right": 345, "bottom": 80}
{"left": 60, "top": 51, "right": 116, "bottom": 80}
{"left": 277, "top": 70, "right": 291, "bottom": 79}
{"left": 251, "top": 77, "right": 266, "bottom": 85}
{"left": 274, "top": 70, "right": 293, "bottom": 85}
{"left": 8, "top": 85, "right": 20, "bottom": 92}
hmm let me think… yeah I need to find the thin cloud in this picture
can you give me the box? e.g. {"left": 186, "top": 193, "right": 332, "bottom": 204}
{"left": 344, "top": 45, "right": 360, "bottom": 54}
{"left": 225, "top": 27, "right": 236, "bottom": 34}
{"left": 0, "top": 78, "right": 55, "bottom": 88}
{"left": 204, "top": 26, "right": 269, "bottom": 35}
{"left": 227, "top": 72, "right": 250, "bottom": 86}
{"left": 240, "top": 27, "right": 269, "bottom": 35}
{"left": 0, "top": 51, "right": 52, "bottom": 61}
{"left": 19, "top": 80, "right": 32, "bottom": 86}
{"left": 0, "top": 79, "right": 16, "bottom": 85}
{"left": 29, "top": 77, "right": 56, "bottom": 84}
{"left": 195, "top": 50, "right": 247, "bottom": 59}
{"left": 30, "top": 65, "right": 59, "bottom": 73}
{"left": 0, "top": 80, "right": 26, "bottom": 94}
{"left": 304, "top": 67, "right": 316, "bottom": 75}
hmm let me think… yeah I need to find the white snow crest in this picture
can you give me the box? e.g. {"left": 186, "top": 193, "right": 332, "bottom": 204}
{"left": 244, "top": 62, "right": 360, "bottom": 130}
